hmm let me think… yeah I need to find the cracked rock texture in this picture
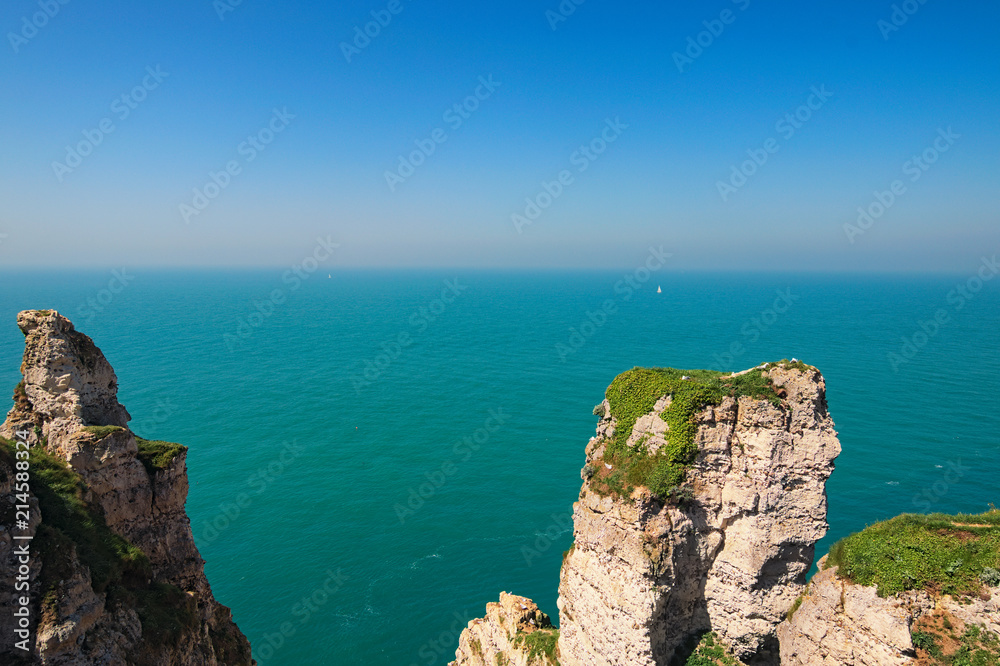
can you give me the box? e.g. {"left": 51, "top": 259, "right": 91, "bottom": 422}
{"left": 452, "top": 364, "right": 840, "bottom": 666}
{"left": 0, "top": 310, "right": 253, "bottom": 665}
{"left": 449, "top": 593, "right": 559, "bottom": 666}
{"left": 778, "top": 556, "right": 1000, "bottom": 665}
{"left": 557, "top": 365, "right": 840, "bottom": 665}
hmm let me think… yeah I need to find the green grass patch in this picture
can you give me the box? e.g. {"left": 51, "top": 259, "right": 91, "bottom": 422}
{"left": 0, "top": 439, "right": 200, "bottom": 647}
{"left": 680, "top": 632, "right": 741, "bottom": 666}
{"left": 0, "top": 435, "right": 15, "bottom": 466}
{"left": 911, "top": 617, "right": 1000, "bottom": 665}
{"left": 767, "top": 358, "right": 814, "bottom": 373}
{"left": 595, "top": 366, "right": 782, "bottom": 499}
{"left": 786, "top": 594, "right": 805, "bottom": 621}
{"left": 12, "top": 440, "right": 150, "bottom": 592}
{"left": 81, "top": 425, "right": 125, "bottom": 441}
{"left": 911, "top": 629, "right": 938, "bottom": 652}
{"left": 826, "top": 511, "right": 1000, "bottom": 597}
{"left": 513, "top": 628, "right": 560, "bottom": 665}
{"left": 135, "top": 437, "right": 187, "bottom": 475}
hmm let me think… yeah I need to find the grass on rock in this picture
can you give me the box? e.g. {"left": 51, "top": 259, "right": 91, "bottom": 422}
{"left": 512, "top": 628, "right": 560, "bottom": 665}
{"left": 0, "top": 436, "right": 198, "bottom": 646}
{"left": 910, "top": 611, "right": 1000, "bottom": 665}
{"left": 79, "top": 425, "right": 186, "bottom": 476}
{"left": 135, "top": 437, "right": 187, "bottom": 475}
{"left": 592, "top": 365, "right": 784, "bottom": 499}
{"left": 81, "top": 425, "right": 125, "bottom": 440}
{"left": 677, "top": 632, "right": 743, "bottom": 666}
{"left": 826, "top": 510, "right": 1000, "bottom": 598}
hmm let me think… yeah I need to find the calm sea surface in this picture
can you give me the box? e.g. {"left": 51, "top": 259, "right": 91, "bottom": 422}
{"left": 1, "top": 269, "right": 998, "bottom": 665}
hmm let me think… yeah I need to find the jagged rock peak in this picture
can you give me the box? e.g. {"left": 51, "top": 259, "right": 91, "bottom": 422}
{"left": 0, "top": 310, "right": 254, "bottom": 665}
{"left": 558, "top": 362, "right": 841, "bottom": 665}
{"left": 2, "top": 310, "right": 129, "bottom": 449}
{"left": 449, "top": 592, "right": 560, "bottom": 666}
{"left": 450, "top": 362, "right": 841, "bottom": 666}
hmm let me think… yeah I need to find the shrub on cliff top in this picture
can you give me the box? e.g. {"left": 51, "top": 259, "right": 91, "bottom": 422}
{"left": 597, "top": 365, "right": 782, "bottom": 500}
{"left": 981, "top": 567, "right": 1000, "bottom": 586}
{"left": 826, "top": 511, "right": 1000, "bottom": 597}
{"left": 135, "top": 437, "right": 187, "bottom": 475}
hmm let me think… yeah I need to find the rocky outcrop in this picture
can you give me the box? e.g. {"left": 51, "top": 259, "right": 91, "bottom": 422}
{"left": 0, "top": 310, "right": 253, "bottom": 665}
{"left": 449, "top": 593, "right": 559, "bottom": 666}
{"left": 557, "top": 364, "right": 839, "bottom": 665}
{"left": 450, "top": 363, "right": 841, "bottom": 666}
{"left": 778, "top": 558, "right": 1000, "bottom": 665}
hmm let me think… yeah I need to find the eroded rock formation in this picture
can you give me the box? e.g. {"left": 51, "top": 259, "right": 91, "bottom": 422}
{"left": 778, "top": 557, "right": 1000, "bottom": 665}
{"left": 0, "top": 310, "right": 253, "bottom": 665}
{"left": 451, "top": 362, "right": 841, "bottom": 666}
{"left": 449, "top": 593, "right": 559, "bottom": 666}
{"left": 559, "top": 364, "right": 840, "bottom": 665}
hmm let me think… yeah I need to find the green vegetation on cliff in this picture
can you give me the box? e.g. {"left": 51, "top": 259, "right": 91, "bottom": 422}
{"left": 826, "top": 510, "right": 1000, "bottom": 597}
{"left": 677, "top": 632, "right": 743, "bottom": 666}
{"left": 81, "top": 425, "right": 125, "bottom": 440}
{"left": 3, "top": 437, "right": 150, "bottom": 592}
{"left": 911, "top": 614, "right": 1000, "bottom": 665}
{"left": 135, "top": 437, "right": 187, "bottom": 475}
{"left": 594, "top": 364, "right": 785, "bottom": 499}
{"left": 0, "top": 437, "right": 198, "bottom": 646}
{"left": 78, "top": 425, "right": 186, "bottom": 476}
{"left": 512, "top": 627, "right": 560, "bottom": 665}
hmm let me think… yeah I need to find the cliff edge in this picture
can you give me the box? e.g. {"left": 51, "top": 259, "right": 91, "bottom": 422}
{"left": 451, "top": 362, "right": 841, "bottom": 665}
{"left": 449, "top": 362, "right": 1000, "bottom": 665}
{"left": 779, "top": 513, "right": 1000, "bottom": 665}
{"left": 559, "top": 362, "right": 840, "bottom": 665}
{"left": 0, "top": 310, "right": 253, "bottom": 665}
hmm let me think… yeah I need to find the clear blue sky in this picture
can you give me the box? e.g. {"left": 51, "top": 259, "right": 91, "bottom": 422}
{"left": 0, "top": 0, "right": 997, "bottom": 270}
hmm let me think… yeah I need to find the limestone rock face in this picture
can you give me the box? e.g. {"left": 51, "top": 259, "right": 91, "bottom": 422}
{"left": 0, "top": 310, "right": 253, "bottom": 665}
{"left": 778, "top": 558, "right": 1000, "bottom": 665}
{"left": 451, "top": 364, "right": 841, "bottom": 666}
{"left": 556, "top": 365, "right": 840, "bottom": 665}
{"left": 4, "top": 310, "right": 130, "bottom": 450}
{"left": 449, "top": 593, "right": 559, "bottom": 666}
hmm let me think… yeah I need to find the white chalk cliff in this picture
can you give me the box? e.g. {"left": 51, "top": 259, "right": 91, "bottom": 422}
{"left": 0, "top": 310, "right": 252, "bottom": 665}
{"left": 451, "top": 362, "right": 841, "bottom": 665}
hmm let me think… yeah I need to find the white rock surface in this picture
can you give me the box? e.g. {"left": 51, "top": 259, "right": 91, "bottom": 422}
{"left": 450, "top": 593, "right": 559, "bottom": 666}
{"left": 556, "top": 365, "right": 841, "bottom": 665}
{"left": 779, "top": 556, "right": 1000, "bottom": 665}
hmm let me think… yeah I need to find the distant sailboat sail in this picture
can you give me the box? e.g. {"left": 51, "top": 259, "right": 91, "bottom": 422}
{"left": 656, "top": 285, "right": 662, "bottom": 293}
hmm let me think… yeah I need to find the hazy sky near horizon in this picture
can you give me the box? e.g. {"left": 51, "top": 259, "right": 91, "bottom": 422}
{"left": 0, "top": 0, "right": 997, "bottom": 271}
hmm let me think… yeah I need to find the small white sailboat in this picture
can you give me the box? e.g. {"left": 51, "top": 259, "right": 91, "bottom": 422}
{"left": 656, "top": 285, "right": 662, "bottom": 293}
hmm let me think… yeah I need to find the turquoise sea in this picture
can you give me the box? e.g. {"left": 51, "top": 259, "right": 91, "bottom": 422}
{"left": 1, "top": 269, "right": 998, "bottom": 665}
